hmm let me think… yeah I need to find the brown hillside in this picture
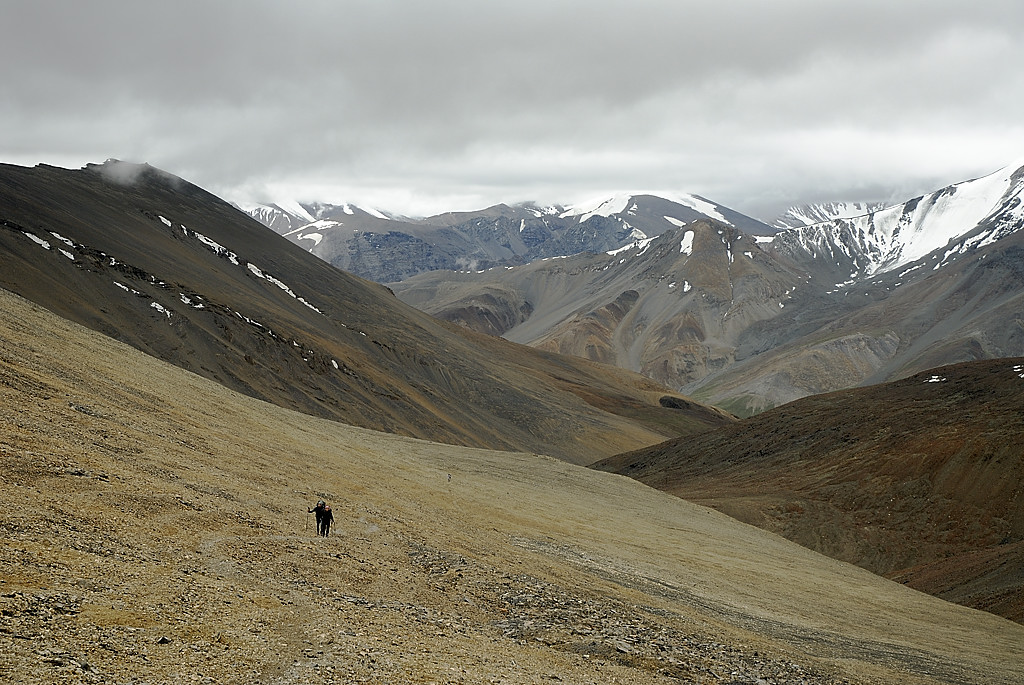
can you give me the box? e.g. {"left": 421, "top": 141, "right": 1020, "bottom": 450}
{"left": 595, "top": 358, "right": 1024, "bottom": 622}
{"left": 0, "top": 161, "right": 729, "bottom": 464}
{"left": 2, "top": 287, "right": 1023, "bottom": 683}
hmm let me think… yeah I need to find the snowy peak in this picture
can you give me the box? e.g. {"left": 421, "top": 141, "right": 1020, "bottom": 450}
{"left": 772, "top": 160, "right": 1024, "bottom": 279}
{"left": 236, "top": 200, "right": 394, "bottom": 236}
{"left": 772, "top": 201, "right": 887, "bottom": 229}
{"left": 561, "top": 192, "right": 732, "bottom": 226}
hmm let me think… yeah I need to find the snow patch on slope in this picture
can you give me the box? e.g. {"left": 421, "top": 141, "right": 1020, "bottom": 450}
{"left": 675, "top": 194, "right": 729, "bottom": 224}
{"left": 562, "top": 194, "right": 634, "bottom": 222}
{"left": 680, "top": 230, "right": 695, "bottom": 255}
{"left": 274, "top": 199, "right": 315, "bottom": 223}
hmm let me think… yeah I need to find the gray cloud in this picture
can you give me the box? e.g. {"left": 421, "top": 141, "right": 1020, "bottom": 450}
{"left": 3, "top": 0, "right": 1023, "bottom": 219}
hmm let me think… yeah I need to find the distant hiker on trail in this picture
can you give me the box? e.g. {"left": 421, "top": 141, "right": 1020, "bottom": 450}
{"left": 321, "top": 503, "right": 334, "bottom": 537}
{"left": 308, "top": 499, "right": 334, "bottom": 537}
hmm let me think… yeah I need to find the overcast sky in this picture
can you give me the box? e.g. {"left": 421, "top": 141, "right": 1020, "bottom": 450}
{"left": 3, "top": 1, "right": 1023, "bottom": 219}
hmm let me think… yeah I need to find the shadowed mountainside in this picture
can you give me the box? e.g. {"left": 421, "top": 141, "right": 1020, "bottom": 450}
{"left": 595, "top": 358, "right": 1024, "bottom": 622}
{"left": 2, "top": 287, "right": 1023, "bottom": 684}
{"left": 0, "top": 161, "right": 731, "bottom": 464}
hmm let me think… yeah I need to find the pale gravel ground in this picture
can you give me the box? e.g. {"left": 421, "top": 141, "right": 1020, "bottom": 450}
{"left": 2, "top": 287, "right": 1023, "bottom": 685}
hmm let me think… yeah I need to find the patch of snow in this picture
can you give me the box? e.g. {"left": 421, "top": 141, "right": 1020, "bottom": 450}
{"left": 246, "top": 263, "right": 323, "bottom": 314}
{"left": 362, "top": 206, "right": 391, "bottom": 220}
{"left": 285, "top": 219, "right": 341, "bottom": 238}
{"left": 59, "top": 249, "right": 75, "bottom": 261}
{"left": 158, "top": 215, "right": 172, "bottom": 227}
{"left": 275, "top": 199, "right": 316, "bottom": 223}
{"left": 234, "top": 310, "right": 268, "bottom": 330}
{"left": 683, "top": 281, "right": 692, "bottom": 293}
{"left": 24, "top": 232, "right": 50, "bottom": 249}
{"left": 561, "top": 193, "right": 635, "bottom": 222}
{"left": 113, "top": 281, "right": 141, "bottom": 295}
{"left": 297, "top": 297, "right": 322, "bottom": 314}
{"left": 179, "top": 294, "right": 205, "bottom": 309}
{"left": 924, "top": 375, "right": 947, "bottom": 383}
{"left": 607, "top": 236, "right": 655, "bottom": 257}
{"left": 192, "top": 231, "right": 241, "bottom": 266}
{"left": 664, "top": 216, "right": 687, "bottom": 228}
{"left": 679, "top": 230, "right": 694, "bottom": 255}
{"left": 298, "top": 232, "right": 323, "bottom": 247}
{"left": 49, "top": 232, "right": 74, "bottom": 247}
{"left": 150, "top": 301, "right": 172, "bottom": 318}
{"left": 676, "top": 194, "right": 730, "bottom": 225}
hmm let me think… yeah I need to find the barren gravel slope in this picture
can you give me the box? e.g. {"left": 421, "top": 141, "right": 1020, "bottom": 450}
{"left": 2, "top": 287, "right": 1022, "bottom": 684}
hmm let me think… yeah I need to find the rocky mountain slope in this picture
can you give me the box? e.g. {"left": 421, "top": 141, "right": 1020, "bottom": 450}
{"left": 595, "top": 357, "right": 1024, "bottom": 624}
{"left": 2, "top": 286, "right": 1022, "bottom": 684}
{"left": 0, "top": 160, "right": 731, "bottom": 464}
{"left": 394, "top": 162, "right": 1024, "bottom": 415}
{"left": 241, "top": 193, "right": 774, "bottom": 283}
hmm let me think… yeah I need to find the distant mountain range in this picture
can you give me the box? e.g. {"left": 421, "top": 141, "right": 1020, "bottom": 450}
{"left": 389, "top": 162, "right": 1024, "bottom": 415}
{"left": 238, "top": 193, "right": 774, "bottom": 283}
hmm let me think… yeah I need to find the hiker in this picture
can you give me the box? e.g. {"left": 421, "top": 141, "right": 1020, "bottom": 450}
{"left": 321, "top": 502, "right": 334, "bottom": 537}
{"left": 308, "top": 499, "right": 328, "bottom": 536}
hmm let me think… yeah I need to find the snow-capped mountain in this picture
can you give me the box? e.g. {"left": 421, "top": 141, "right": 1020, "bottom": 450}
{"left": 771, "top": 161, "right": 1024, "bottom": 281}
{"left": 557, "top": 191, "right": 772, "bottom": 236}
{"left": 240, "top": 193, "right": 775, "bottom": 283}
{"left": 233, "top": 200, "right": 393, "bottom": 237}
{"left": 772, "top": 201, "right": 887, "bottom": 229}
